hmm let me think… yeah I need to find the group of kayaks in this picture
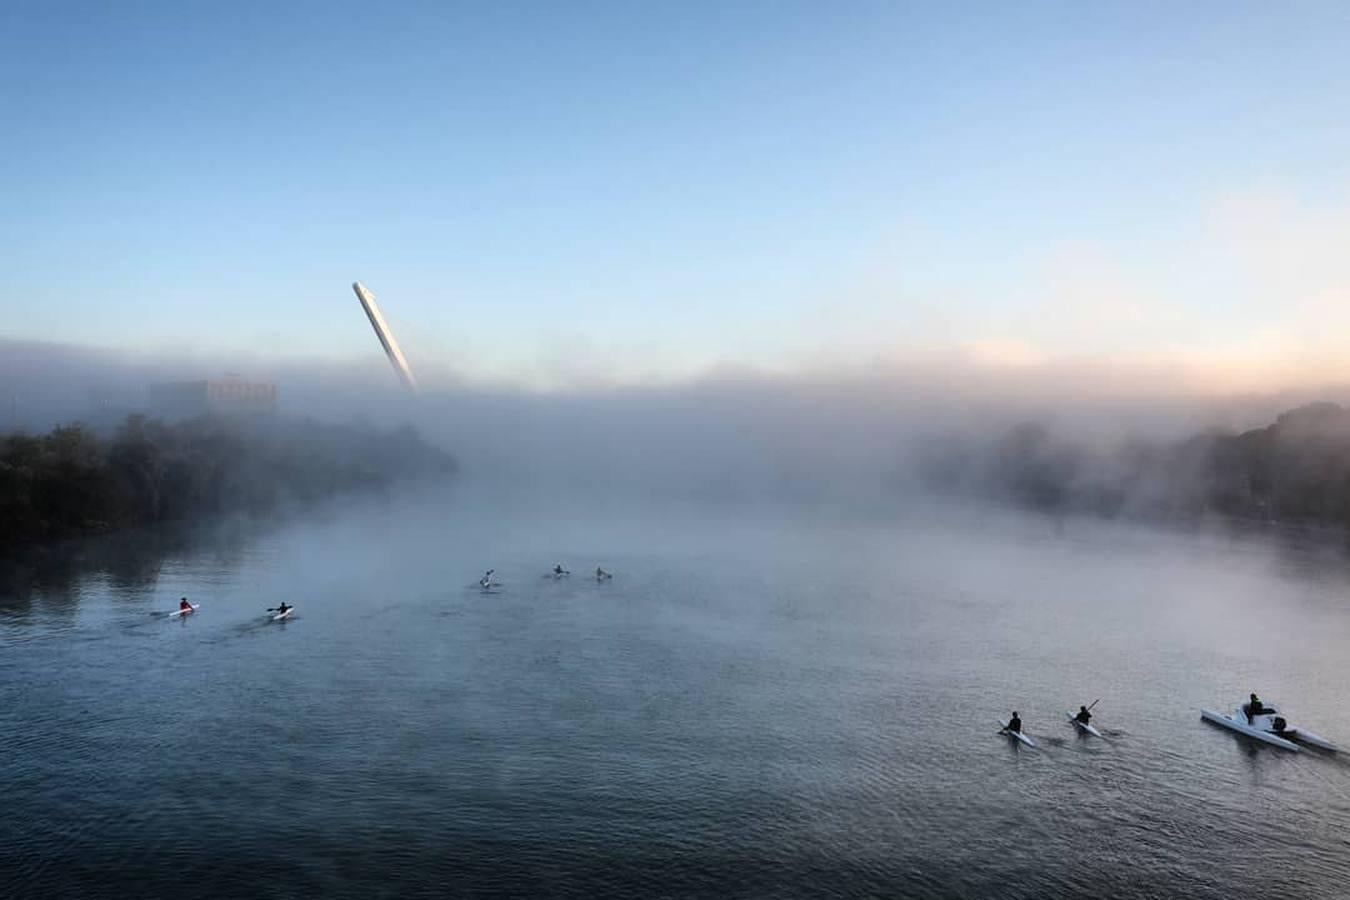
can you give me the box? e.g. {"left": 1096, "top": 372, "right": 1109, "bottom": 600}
{"left": 167, "top": 587, "right": 1338, "bottom": 758}
{"left": 999, "top": 701, "right": 1101, "bottom": 748}
{"left": 166, "top": 597, "right": 294, "bottom": 622}
{"left": 480, "top": 564, "right": 613, "bottom": 589}
{"left": 999, "top": 694, "right": 1339, "bottom": 754}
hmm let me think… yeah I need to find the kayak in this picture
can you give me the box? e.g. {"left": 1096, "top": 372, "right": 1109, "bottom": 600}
{"left": 169, "top": 604, "right": 199, "bottom": 617}
{"left": 1066, "top": 712, "right": 1102, "bottom": 738}
{"left": 1000, "top": 724, "right": 1036, "bottom": 748}
{"left": 1200, "top": 707, "right": 1299, "bottom": 751}
{"left": 272, "top": 608, "right": 293, "bottom": 622}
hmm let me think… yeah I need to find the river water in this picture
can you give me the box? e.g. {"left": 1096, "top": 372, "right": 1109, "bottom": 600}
{"left": 3, "top": 485, "right": 1350, "bottom": 898}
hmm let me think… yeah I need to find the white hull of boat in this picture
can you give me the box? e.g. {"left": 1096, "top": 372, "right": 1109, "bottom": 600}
{"left": 1285, "top": 728, "right": 1337, "bottom": 752}
{"left": 1200, "top": 708, "right": 1299, "bottom": 751}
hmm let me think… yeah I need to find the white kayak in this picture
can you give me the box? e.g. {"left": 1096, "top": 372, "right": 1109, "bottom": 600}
{"left": 271, "top": 608, "right": 294, "bottom": 622}
{"left": 1066, "top": 712, "right": 1102, "bottom": 738}
{"left": 169, "top": 604, "right": 199, "bottom": 617}
{"left": 1200, "top": 707, "right": 1299, "bottom": 751}
{"left": 1000, "top": 724, "right": 1036, "bottom": 748}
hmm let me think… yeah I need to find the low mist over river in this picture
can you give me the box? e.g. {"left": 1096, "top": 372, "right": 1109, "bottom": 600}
{"left": 4, "top": 485, "right": 1350, "bottom": 898}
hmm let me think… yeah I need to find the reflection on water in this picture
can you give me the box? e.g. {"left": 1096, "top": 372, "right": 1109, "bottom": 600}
{"left": 1, "top": 516, "right": 258, "bottom": 622}
{"left": 3, "top": 487, "right": 1350, "bottom": 898}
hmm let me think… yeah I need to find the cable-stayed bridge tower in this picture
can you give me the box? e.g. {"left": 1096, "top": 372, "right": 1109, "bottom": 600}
{"left": 352, "top": 281, "right": 418, "bottom": 393}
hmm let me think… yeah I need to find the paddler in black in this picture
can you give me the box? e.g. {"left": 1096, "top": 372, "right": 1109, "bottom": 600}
{"left": 553, "top": 564, "right": 568, "bottom": 576}
{"left": 479, "top": 569, "right": 494, "bottom": 588}
{"left": 1074, "top": 705, "right": 1092, "bottom": 725}
{"left": 276, "top": 602, "right": 291, "bottom": 615}
{"left": 1246, "top": 693, "right": 1265, "bottom": 723}
{"left": 1006, "top": 712, "right": 1023, "bottom": 734}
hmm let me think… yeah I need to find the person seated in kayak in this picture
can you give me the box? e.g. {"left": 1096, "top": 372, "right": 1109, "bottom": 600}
{"left": 553, "top": 564, "right": 568, "bottom": 576}
{"left": 596, "top": 566, "right": 611, "bottom": 580}
{"left": 1005, "top": 712, "right": 1023, "bottom": 734}
{"left": 1074, "top": 705, "right": 1092, "bottom": 725}
{"left": 179, "top": 598, "right": 192, "bottom": 612}
{"left": 1245, "top": 693, "right": 1267, "bottom": 723}
{"left": 276, "top": 602, "right": 291, "bottom": 615}
{"left": 479, "top": 569, "right": 494, "bottom": 588}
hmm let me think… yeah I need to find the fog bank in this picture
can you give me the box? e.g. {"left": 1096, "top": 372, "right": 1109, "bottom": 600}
{"left": 8, "top": 338, "right": 1350, "bottom": 506}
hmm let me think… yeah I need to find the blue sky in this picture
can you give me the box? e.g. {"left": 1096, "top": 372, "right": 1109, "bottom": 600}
{"left": 6, "top": 2, "right": 1350, "bottom": 388}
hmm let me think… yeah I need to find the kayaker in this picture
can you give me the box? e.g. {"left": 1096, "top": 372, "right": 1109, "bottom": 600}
{"left": 1006, "top": 712, "right": 1023, "bottom": 734}
{"left": 1246, "top": 692, "right": 1265, "bottom": 723}
{"left": 179, "top": 598, "right": 192, "bottom": 613}
{"left": 1074, "top": 705, "right": 1092, "bottom": 725}
{"left": 276, "top": 602, "right": 291, "bottom": 615}
{"left": 479, "top": 569, "right": 494, "bottom": 588}
{"left": 553, "top": 564, "right": 568, "bottom": 576}
{"left": 596, "top": 566, "right": 611, "bottom": 580}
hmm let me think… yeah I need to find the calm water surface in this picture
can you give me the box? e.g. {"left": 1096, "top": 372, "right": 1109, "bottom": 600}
{"left": 4, "top": 487, "right": 1350, "bottom": 898}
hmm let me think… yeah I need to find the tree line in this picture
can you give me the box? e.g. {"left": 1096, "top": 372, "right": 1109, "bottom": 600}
{"left": 0, "top": 414, "right": 456, "bottom": 550}
{"left": 913, "top": 402, "right": 1350, "bottom": 528}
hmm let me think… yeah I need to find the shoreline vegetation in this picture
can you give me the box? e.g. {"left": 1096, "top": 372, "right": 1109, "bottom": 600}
{"left": 12, "top": 401, "right": 1350, "bottom": 553}
{"left": 0, "top": 414, "right": 456, "bottom": 551}
{"left": 917, "top": 402, "right": 1350, "bottom": 531}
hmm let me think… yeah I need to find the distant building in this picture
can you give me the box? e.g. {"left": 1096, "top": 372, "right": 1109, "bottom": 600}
{"left": 149, "top": 378, "right": 278, "bottom": 418}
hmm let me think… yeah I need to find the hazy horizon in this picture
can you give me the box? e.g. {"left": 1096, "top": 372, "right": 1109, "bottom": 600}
{"left": 11, "top": 333, "right": 1350, "bottom": 514}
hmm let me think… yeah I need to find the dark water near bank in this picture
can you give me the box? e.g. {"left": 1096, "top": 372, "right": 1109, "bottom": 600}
{"left": 4, "top": 487, "right": 1350, "bottom": 898}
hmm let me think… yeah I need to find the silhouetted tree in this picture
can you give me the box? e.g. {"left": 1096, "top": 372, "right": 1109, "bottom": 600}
{"left": 1, "top": 415, "right": 456, "bottom": 551}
